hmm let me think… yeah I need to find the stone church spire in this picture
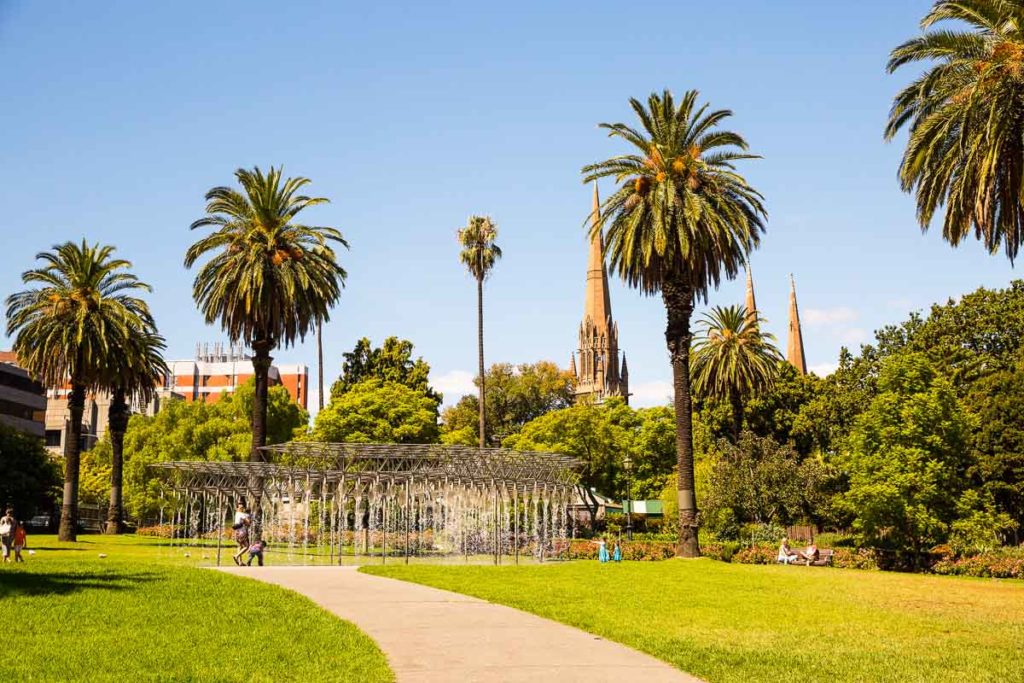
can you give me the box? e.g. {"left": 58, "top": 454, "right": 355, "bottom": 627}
{"left": 744, "top": 262, "right": 757, "bottom": 325}
{"left": 584, "top": 183, "right": 612, "bottom": 333}
{"left": 787, "top": 274, "right": 807, "bottom": 374}
{"left": 573, "top": 184, "right": 628, "bottom": 403}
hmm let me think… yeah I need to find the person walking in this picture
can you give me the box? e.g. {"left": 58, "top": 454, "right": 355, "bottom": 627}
{"left": 0, "top": 509, "right": 15, "bottom": 563}
{"left": 13, "top": 521, "right": 26, "bottom": 563}
{"left": 232, "top": 503, "right": 251, "bottom": 566}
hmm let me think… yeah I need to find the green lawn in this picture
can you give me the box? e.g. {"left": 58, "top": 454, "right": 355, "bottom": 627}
{"left": 1, "top": 535, "right": 393, "bottom": 682}
{"left": 363, "top": 560, "right": 1024, "bottom": 683}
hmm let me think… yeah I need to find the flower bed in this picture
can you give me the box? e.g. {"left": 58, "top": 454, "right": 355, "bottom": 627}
{"left": 932, "top": 549, "right": 1024, "bottom": 579}
{"left": 565, "top": 539, "right": 676, "bottom": 561}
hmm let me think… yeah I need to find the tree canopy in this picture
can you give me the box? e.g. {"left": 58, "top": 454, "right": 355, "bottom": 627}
{"left": 312, "top": 379, "right": 440, "bottom": 444}
{"left": 330, "top": 336, "right": 439, "bottom": 401}
{"left": 441, "top": 361, "right": 575, "bottom": 445}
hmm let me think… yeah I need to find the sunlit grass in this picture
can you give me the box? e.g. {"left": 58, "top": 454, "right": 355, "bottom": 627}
{"left": 364, "top": 559, "right": 1024, "bottom": 683}
{"left": 1, "top": 534, "right": 392, "bottom": 682}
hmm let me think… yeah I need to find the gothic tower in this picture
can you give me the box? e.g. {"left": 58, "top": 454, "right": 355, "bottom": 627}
{"left": 744, "top": 263, "right": 758, "bottom": 326}
{"left": 787, "top": 274, "right": 807, "bottom": 374}
{"left": 573, "top": 184, "right": 629, "bottom": 403}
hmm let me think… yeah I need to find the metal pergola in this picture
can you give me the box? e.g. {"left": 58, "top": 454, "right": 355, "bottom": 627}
{"left": 149, "top": 442, "right": 583, "bottom": 497}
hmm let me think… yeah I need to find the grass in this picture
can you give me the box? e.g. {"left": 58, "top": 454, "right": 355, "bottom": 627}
{"left": 1, "top": 535, "right": 393, "bottom": 682}
{"left": 363, "top": 559, "right": 1024, "bottom": 683}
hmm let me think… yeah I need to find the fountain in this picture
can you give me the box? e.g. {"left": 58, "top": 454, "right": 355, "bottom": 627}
{"left": 149, "top": 442, "right": 582, "bottom": 566}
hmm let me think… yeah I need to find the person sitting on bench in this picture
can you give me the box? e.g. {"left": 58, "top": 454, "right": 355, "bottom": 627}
{"left": 777, "top": 537, "right": 799, "bottom": 564}
{"left": 799, "top": 542, "right": 819, "bottom": 564}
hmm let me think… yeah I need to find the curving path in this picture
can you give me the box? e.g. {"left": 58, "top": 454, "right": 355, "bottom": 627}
{"left": 218, "top": 566, "right": 698, "bottom": 682}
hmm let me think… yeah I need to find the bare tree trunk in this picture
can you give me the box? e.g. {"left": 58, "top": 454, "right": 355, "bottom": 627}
{"left": 663, "top": 279, "right": 700, "bottom": 558}
{"left": 317, "top": 321, "right": 324, "bottom": 412}
{"left": 477, "top": 276, "right": 486, "bottom": 449}
{"left": 58, "top": 384, "right": 86, "bottom": 542}
{"left": 105, "top": 387, "right": 130, "bottom": 534}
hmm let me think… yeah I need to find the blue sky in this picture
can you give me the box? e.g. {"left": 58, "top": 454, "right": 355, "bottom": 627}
{"left": 0, "top": 0, "right": 1018, "bottom": 415}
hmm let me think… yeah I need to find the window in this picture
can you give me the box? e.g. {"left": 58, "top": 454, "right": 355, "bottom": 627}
{"left": 45, "top": 430, "right": 62, "bottom": 447}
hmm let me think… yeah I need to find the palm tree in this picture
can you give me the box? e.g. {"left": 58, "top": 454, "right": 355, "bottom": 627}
{"left": 5, "top": 241, "right": 155, "bottom": 541}
{"left": 886, "top": 0, "right": 1024, "bottom": 262}
{"left": 691, "top": 305, "right": 782, "bottom": 440}
{"left": 582, "top": 90, "right": 766, "bottom": 556}
{"left": 185, "top": 166, "right": 348, "bottom": 462}
{"left": 104, "top": 329, "right": 168, "bottom": 534}
{"left": 457, "top": 216, "right": 502, "bottom": 448}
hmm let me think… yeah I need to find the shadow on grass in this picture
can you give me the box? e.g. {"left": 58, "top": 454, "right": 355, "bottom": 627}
{"left": 0, "top": 570, "right": 158, "bottom": 598}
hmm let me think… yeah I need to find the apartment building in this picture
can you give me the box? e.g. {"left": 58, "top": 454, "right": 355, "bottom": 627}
{"left": 0, "top": 351, "right": 47, "bottom": 438}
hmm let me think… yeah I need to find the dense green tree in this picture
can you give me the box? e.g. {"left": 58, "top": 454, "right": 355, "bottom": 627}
{"left": 440, "top": 361, "right": 575, "bottom": 445}
{"left": 330, "top": 336, "right": 438, "bottom": 401}
{"left": 457, "top": 216, "right": 502, "bottom": 448}
{"left": 690, "top": 305, "right": 782, "bottom": 440}
{"left": 85, "top": 381, "right": 309, "bottom": 522}
{"left": 5, "top": 241, "right": 155, "bottom": 541}
{"left": 963, "top": 360, "right": 1024, "bottom": 543}
{"left": 839, "top": 353, "right": 972, "bottom": 565}
{"left": 0, "top": 424, "right": 61, "bottom": 520}
{"left": 104, "top": 330, "right": 168, "bottom": 533}
{"left": 312, "top": 379, "right": 440, "bottom": 444}
{"left": 505, "top": 398, "right": 676, "bottom": 518}
{"left": 185, "top": 166, "right": 347, "bottom": 462}
{"left": 702, "top": 432, "right": 831, "bottom": 539}
{"left": 583, "top": 90, "right": 766, "bottom": 556}
{"left": 886, "top": 0, "right": 1024, "bottom": 262}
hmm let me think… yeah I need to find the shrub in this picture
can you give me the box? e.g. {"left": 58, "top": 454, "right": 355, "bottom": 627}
{"left": 732, "top": 544, "right": 776, "bottom": 565}
{"left": 932, "top": 547, "right": 1024, "bottom": 579}
{"left": 136, "top": 524, "right": 176, "bottom": 538}
{"left": 831, "top": 547, "right": 879, "bottom": 570}
{"left": 565, "top": 539, "right": 674, "bottom": 561}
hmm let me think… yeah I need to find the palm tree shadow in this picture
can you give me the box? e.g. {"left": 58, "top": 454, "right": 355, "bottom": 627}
{"left": 0, "top": 571, "right": 157, "bottom": 598}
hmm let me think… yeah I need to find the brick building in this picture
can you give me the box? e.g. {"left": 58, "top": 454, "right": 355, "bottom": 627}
{"left": 164, "top": 343, "right": 308, "bottom": 409}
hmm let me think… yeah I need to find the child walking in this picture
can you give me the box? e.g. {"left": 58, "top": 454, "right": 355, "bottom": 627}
{"left": 13, "top": 522, "right": 26, "bottom": 563}
{"left": 247, "top": 540, "right": 267, "bottom": 567}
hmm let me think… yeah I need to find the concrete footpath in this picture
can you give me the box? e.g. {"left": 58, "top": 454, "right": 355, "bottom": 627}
{"left": 217, "top": 566, "right": 698, "bottom": 683}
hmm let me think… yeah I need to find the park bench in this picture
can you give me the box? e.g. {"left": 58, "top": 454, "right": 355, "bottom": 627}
{"left": 786, "top": 549, "right": 833, "bottom": 567}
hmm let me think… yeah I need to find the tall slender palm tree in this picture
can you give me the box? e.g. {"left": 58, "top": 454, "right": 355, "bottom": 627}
{"left": 583, "top": 90, "right": 766, "bottom": 556}
{"left": 886, "top": 0, "right": 1024, "bottom": 262}
{"left": 104, "top": 329, "right": 168, "bottom": 534}
{"left": 5, "top": 241, "right": 155, "bottom": 541}
{"left": 185, "top": 166, "right": 348, "bottom": 462}
{"left": 317, "top": 321, "right": 325, "bottom": 412}
{"left": 457, "top": 216, "right": 502, "bottom": 448}
{"left": 691, "top": 305, "right": 782, "bottom": 440}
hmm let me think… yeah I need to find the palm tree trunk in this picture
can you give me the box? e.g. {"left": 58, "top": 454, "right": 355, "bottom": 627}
{"left": 317, "top": 321, "right": 325, "bottom": 412}
{"left": 663, "top": 279, "right": 700, "bottom": 558}
{"left": 477, "top": 275, "right": 486, "bottom": 449}
{"left": 58, "top": 384, "right": 86, "bottom": 542}
{"left": 105, "top": 387, "right": 130, "bottom": 534}
{"left": 250, "top": 340, "right": 273, "bottom": 462}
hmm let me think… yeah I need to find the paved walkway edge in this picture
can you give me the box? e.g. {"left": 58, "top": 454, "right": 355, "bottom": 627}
{"left": 216, "top": 566, "right": 700, "bottom": 683}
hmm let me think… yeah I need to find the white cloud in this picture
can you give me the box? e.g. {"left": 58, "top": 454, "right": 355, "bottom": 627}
{"left": 808, "top": 362, "right": 838, "bottom": 377}
{"left": 434, "top": 370, "right": 476, "bottom": 403}
{"left": 838, "top": 327, "right": 868, "bottom": 345}
{"left": 629, "top": 380, "right": 673, "bottom": 408}
{"left": 803, "top": 307, "right": 859, "bottom": 326}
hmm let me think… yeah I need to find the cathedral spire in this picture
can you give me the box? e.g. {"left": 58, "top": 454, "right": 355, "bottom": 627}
{"left": 584, "top": 182, "right": 612, "bottom": 330}
{"left": 787, "top": 274, "right": 807, "bottom": 374}
{"left": 744, "top": 262, "right": 757, "bottom": 325}
{"left": 574, "top": 183, "right": 628, "bottom": 404}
